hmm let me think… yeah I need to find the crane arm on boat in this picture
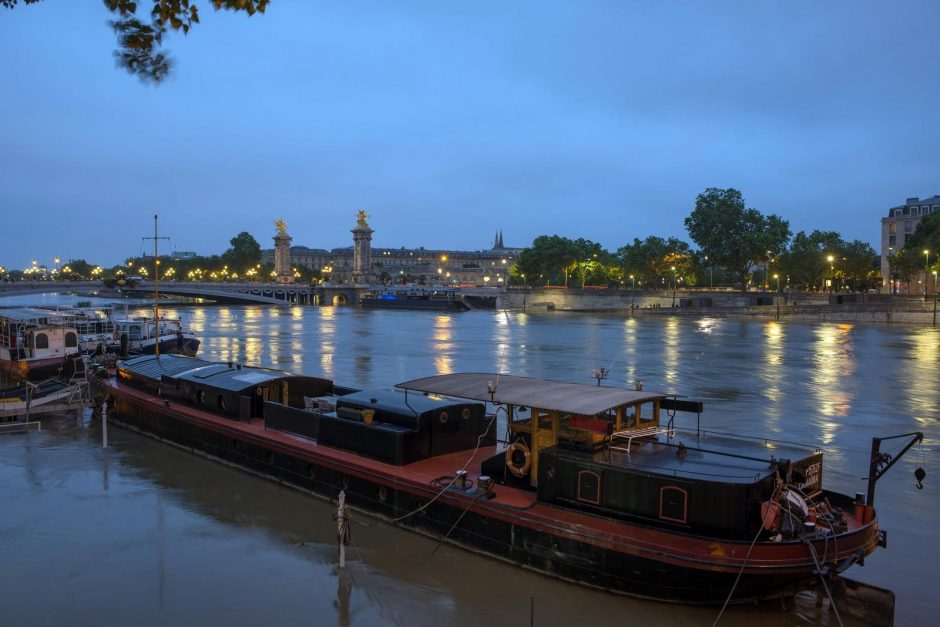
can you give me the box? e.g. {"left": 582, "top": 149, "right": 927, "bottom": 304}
{"left": 866, "top": 431, "right": 925, "bottom": 507}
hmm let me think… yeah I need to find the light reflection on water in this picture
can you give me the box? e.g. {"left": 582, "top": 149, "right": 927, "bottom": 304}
{"left": 2, "top": 304, "right": 938, "bottom": 626}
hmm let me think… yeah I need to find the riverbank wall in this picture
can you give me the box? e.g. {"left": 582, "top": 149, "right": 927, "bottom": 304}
{"left": 496, "top": 288, "right": 940, "bottom": 325}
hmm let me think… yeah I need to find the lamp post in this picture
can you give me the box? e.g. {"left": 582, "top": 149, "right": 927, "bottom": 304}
{"left": 54, "top": 257, "right": 60, "bottom": 280}
{"left": 705, "top": 255, "right": 712, "bottom": 289}
{"left": 671, "top": 266, "right": 677, "bottom": 308}
{"left": 521, "top": 273, "right": 526, "bottom": 311}
{"left": 630, "top": 274, "right": 635, "bottom": 310}
{"left": 827, "top": 255, "right": 834, "bottom": 293}
{"left": 774, "top": 273, "right": 780, "bottom": 293}
{"left": 924, "top": 249, "right": 930, "bottom": 301}
{"left": 933, "top": 270, "right": 938, "bottom": 326}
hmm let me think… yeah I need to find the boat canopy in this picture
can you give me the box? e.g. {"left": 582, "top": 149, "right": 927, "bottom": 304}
{"left": 396, "top": 373, "right": 668, "bottom": 416}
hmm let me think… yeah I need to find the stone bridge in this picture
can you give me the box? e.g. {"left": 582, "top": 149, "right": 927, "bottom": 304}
{"left": 0, "top": 280, "right": 373, "bottom": 307}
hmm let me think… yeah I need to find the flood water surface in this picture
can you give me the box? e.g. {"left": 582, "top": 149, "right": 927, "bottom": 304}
{"left": 1, "top": 306, "right": 937, "bottom": 626}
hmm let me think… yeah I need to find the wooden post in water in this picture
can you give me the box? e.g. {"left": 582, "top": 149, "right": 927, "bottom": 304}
{"left": 101, "top": 402, "right": 108, "bottom": 448}
{"left": 336, "top": 490, "right": 346, "bottom": 569}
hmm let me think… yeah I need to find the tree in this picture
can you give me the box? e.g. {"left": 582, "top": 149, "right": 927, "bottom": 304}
{"left": 779, "top": 230, "right": 841, "bottom": 292}
{"left": 2, "top": 0, "right": 269, "bottom": 83}
{"left": 618, "top": 236, "right": 692, "bottom": 289}
{"left": 515, "top": 236, "right": 579, "bottom": 286}
{"left": 223, "top": 231, "right": 261, "bottom": 270}
{"left": 684, "top": 188, "right": 791, "bottom": 293}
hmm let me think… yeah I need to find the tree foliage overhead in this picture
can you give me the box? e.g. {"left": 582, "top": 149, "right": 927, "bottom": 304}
{"left": 904, "top": 212, "right": 940, "bottom": 264}
{"left": 2, "top": 0, "right": 269, "bottom": 83}
{"left": 684, "top": 188, "right": 791, "bottom": 292}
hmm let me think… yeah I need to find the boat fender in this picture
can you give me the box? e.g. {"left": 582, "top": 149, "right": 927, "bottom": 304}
{"left": 506, "top": 440, "right": 531, "bottom": 477}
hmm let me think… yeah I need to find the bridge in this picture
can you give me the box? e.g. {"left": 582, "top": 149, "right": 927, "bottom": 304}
{"left": 0, "top": 280, "right": 381, "bottom": 307}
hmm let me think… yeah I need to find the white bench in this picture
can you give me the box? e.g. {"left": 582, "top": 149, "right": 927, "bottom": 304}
{"left": 610, "top": 426, "right": 674, "bottom": 453}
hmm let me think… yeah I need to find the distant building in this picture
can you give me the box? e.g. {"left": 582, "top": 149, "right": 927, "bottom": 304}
{"left": 260, "top": 230, "right": 523, "bottom": 286}
{"left": 172, "top": 251, "right": 198, "bottom": 260}
{"left": 880, "top": 195, "right": 940, "bottom": 293}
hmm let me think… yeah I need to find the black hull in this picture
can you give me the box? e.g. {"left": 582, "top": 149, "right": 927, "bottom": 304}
{"left": 132, "top": 337, "right": 201, "bottom": 357}
{"left": 104, "top": 395, "right": 821, "bottom": 605}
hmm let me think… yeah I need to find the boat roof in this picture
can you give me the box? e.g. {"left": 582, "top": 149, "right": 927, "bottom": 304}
{"left": 396, "top": 373, "right": 668, "bottom": 416}
{"left": 0, "top": 307, "right": 55, "bottom": 323}
{"left": 119, "top": 354, "right": 320, "bottom": 393}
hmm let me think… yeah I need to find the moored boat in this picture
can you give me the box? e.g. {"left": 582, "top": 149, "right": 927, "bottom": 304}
{"left": 92, "top": 355, "right": 920, "bottom": 605}
{"left": 360, "top": 287, "right": 470, "bottom": 311}
{"left": 0, "top": 308, "right": 81, "bottom": 382}
{"left": 110, "top": 316, "right": 201, "bottom": 357}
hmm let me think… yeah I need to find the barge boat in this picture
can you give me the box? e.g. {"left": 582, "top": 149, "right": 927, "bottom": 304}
{"left": 93, "top": 354, "right": 910, "bottom": 605}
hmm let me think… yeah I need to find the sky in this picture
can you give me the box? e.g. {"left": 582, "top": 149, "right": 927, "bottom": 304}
{"left": 1, "top": 1, "right": 939, "bottom": 269}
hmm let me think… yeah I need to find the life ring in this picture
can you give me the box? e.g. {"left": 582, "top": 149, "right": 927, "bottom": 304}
{"left": 505, "top": 440, "right": 531, "bottom": 477}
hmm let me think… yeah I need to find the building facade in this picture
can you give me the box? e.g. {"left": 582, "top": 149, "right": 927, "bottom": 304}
{"left": 262, "top": 232, "right": 522, "bottom": 287}
{"left": 880, "top": 195, "right": 940, "bottom": 293}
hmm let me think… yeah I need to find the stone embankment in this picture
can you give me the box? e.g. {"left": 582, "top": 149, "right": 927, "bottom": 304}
{"left": 497, "top": 288, "right": 940, "bottom": 325}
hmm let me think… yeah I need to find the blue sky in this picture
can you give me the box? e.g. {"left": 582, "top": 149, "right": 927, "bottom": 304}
{"left": 1, "top": 1, "right": 938, "bottom": 268}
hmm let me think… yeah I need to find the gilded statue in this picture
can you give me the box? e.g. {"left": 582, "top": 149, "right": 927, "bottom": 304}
{"left": 275, "top": 218, "right": 287, "bottom": 234}
{"left": 356, "top": 210, "right": 369, "bottom": 227}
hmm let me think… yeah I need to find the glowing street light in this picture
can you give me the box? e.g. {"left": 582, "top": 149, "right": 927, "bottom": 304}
{"left": 827, "top": 255, "right": 834, "bottom": 292}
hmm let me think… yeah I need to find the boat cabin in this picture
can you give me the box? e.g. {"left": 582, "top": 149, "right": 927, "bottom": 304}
{"left": 396, "top": 373, "right": 824, "bottom": 541}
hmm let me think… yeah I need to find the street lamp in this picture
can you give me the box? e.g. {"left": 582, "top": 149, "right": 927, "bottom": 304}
{"left": 933, "top": 270, "right": 938, "bottom": 326}
{"left": 671, "top": 266, "right": 677, "bottom": 307}
{"left": 827, "top": 255, "right": 834, "bottom": 293}
{"left": 705, "top": 255, "right": 712, "bottom": 289}
{"left": 630, "top": 274, "right": 635, "bottom": 309}
{"left": 521, "top": 273, "right": 526, "bottom": 311}
{"left": 924, "top": 249, "right": 930, "bottom": 301}
{"left": 774, "top": 273, "right": 780, "bottom": 293}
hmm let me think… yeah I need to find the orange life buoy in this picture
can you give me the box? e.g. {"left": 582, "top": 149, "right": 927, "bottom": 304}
{"left": 505, "top": 440, "right": 532, "bottom": 477}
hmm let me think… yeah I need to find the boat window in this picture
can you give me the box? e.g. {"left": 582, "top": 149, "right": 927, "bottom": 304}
{"left": 659, "top": 486, "right": 688, "bottom": 524}
{"left": 34, "top": 333, "right": 49, "bottom": 349}
{"left": 217, "top": 394, "right": 226, "bottom": 411}
{"left": 577, "top": 470, "right": 602, "bottom": 505}
{"left": 65, "top": 332, "right": 78, "bottom": 348}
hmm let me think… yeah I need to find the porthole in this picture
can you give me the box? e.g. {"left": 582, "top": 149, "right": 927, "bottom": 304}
{"left": 546, "top": 465, "right": 557, "bottom": 479}
{"left": 217, "top": 394, "right": 226, "bottom": 411}
{"left": 341, "top": 475, "right": 350, "bottom": 490}
{"left": 378, "top": 486, "right": 388, "bottom": 502}
{"left": 439, "top": 411, "right": 449, "bottom": 424}
{"left": 307, "top": 464, "right": 317, "bottom": 479}
{"left": 461, "top": 408, "right": 471, "bottom": 420}
{"left": 266, "top": 450, "right": 274, "bottom": 465}
{"left": 197, "top": 390, "right": 206, "bottom": 405}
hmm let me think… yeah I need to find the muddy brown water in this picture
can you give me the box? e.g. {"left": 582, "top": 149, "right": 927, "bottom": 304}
{"left": 2, "top": 305, "right": 936, "bottom": 626}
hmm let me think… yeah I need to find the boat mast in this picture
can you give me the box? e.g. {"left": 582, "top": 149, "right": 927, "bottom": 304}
{"left": 153, "top": 213, "right": 159, "bottom": 358}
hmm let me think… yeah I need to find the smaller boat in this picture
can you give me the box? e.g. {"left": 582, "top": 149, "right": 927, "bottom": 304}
{"left": 0, "top": 308, "right": 80, "bottom": 382}
{"left": 0, "top": 355, "right": 89, "bottom": 422}
{"left": 111, "top": 315, "right": 200, "bottom": 357}
{"left": 360, "top": 287, "right": 470, "bottom": 311}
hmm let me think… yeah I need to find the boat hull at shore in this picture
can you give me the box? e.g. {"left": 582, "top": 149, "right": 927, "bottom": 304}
{"left": 94, "top": 366, "right": 881, "bottom": 605}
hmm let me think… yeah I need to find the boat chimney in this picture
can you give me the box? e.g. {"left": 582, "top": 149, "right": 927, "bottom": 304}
{"left": 634, "top": 379, "right": 644, "bottom": 391}
{"left": 228, "top": 361, "right": 234, "bottom": 369}
{"left": 455, "top": 469, "right": 468, "bottom": 490}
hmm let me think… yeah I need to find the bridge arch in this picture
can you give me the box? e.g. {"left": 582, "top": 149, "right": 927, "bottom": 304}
{"left": 332, "top": 294, "right": 348, "bottom": 306}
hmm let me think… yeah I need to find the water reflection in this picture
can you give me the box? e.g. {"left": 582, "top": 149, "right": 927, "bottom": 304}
{"left": 662, "top": 317, "right": 679, "bottom": 387}
{"left": 761, "top": 322, "right": 785, "bottom": 432}
{"left": 433, "top": 315, "right": 454, "bottom": 375}
{"left": 810, "top": 324, "right": 856, "bottom": 435}
{"left": 319, "top": 307, "right": 336, "bottom": 379}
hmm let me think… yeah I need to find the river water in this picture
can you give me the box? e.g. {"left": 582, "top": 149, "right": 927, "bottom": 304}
{"left": 1, "top": 303, "right": 937, "bottom": 626}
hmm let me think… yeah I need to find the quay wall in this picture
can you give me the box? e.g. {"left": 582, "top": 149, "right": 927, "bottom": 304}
{"left": 496, "top": 289, "right": 940, "bottom": 325}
